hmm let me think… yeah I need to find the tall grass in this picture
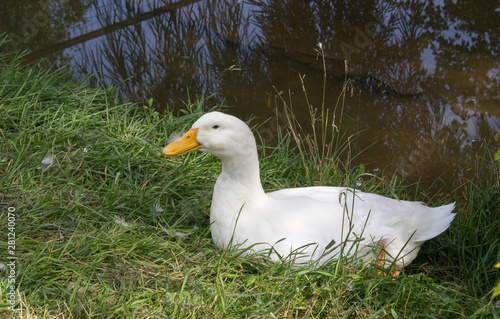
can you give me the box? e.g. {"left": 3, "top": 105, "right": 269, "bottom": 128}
{"left": 442, "top": 149, "right": 500, "bottom": 298}
{"left": 269, "top": 48, "right": 355, "bottom": 187}
{"left": 0, "top": 40, "right": 498, "bottom": 318}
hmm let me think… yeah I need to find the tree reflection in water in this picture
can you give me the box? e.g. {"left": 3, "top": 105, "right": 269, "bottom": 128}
{"left": 1, "top": 0, "right": 498, "bottom": 189}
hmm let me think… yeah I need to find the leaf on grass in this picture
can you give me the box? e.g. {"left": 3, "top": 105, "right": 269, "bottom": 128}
{"left": 492, "top": 262, "right": 500, "bottom": 300}
{"left": 494, "top": 149, "right": 500, "bottom": 162}
{"left": 492, "top": 283, "right": 500, "bottom": 300}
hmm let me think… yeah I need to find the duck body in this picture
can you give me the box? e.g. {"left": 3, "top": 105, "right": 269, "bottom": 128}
{"left": 163, "top": 112, "right": 456, "bottom": 268}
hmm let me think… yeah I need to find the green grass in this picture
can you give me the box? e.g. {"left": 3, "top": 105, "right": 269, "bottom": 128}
{"left": 0, "top": 40, "right": 499, "bottom": 318}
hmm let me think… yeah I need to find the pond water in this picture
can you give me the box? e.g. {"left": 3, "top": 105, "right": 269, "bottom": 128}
{"left": 1, "top": 0, "right": 499, "bottom": 190}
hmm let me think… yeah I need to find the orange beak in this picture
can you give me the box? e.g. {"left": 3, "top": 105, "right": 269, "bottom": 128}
{"left": 162, "top": 128, "right": 201, "bottom": 156}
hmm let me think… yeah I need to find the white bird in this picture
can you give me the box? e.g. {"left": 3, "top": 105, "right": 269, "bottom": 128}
{"left": 163, "top": 112, "right": 455, "bottom": 271}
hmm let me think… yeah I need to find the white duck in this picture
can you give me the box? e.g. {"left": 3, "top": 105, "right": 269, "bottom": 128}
{"left": 163, "top": 112, "right": 455, "bottom": 270}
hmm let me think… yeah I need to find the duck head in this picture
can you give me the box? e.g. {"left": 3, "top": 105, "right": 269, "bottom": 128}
{"left": 162, "top": 112, "right": 257, "bottom": 161}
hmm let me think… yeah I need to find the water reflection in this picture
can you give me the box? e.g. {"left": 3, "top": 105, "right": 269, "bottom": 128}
{"left": 1, "top": 0, "right": 499, "bottom": 189}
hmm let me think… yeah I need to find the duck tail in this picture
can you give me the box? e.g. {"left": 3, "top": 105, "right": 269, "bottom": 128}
{"left": 412, "top": 202, "right": 456, "bottom": 242}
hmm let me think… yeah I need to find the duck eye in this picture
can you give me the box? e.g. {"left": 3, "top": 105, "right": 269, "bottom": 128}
{"left": 212, "top": 125, "right": 219, "bottom": 129}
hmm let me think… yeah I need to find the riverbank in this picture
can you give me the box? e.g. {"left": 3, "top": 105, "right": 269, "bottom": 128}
{"left": 0, "top": 44, "right": 498, "bottom": 318}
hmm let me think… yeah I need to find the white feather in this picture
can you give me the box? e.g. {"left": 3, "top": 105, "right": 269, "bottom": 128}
{"left": 167, "top": 133, "right": 183, "bottom": 144}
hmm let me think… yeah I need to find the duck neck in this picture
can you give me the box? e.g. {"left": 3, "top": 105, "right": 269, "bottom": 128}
{"left": 217, "top": 151, "right": 266, "bottom": 198}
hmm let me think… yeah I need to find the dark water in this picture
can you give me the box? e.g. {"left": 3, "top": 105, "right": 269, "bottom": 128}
{"left": 1, "top": 0, "right": 499, "bottom": 190}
